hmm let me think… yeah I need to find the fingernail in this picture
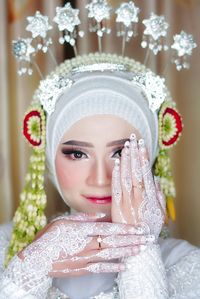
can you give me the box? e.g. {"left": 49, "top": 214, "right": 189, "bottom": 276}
{"left": 124, "top": 141, "right": 130, "bottom": 154}
{"left": 85, "top": 212, "right": 107, "bottom": 219}
{"left": 138, "top": 139, "right": 145, "bottom": 147}
{"left": 94, "top": 212, "right": 107, "bottom": 218}
{"left": 124, "top": 140, "right": 130, "bottom": 147}
{"left": 130, "top": 133, "right": 136, "bottom": 140}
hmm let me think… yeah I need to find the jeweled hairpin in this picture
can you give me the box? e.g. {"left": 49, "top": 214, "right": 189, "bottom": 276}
{"left": 171, "top": 31, "right": 197, "bottom": 71}
{"left": 86, "top": 0, "right": 112, "bottom": 53}
{"left": 54, "top": 3, "right": 84, "bottom": 56}
{"left": 12, "top": 38, "right": 35, "bottom": 76}
{"left": 116, "top": 2, "right": 140, "bottom": 55}
{"left": 141, "top": 12, "right": 169, "bottom": 58}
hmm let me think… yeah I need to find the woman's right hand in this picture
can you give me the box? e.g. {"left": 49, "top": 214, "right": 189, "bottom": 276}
{"left": 18, "top": 215, "right": 155, "bottom": 278}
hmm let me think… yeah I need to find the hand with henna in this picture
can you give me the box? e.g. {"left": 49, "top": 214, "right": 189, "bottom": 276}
{"left": 16, "top": 214, "right": 154, "bottom": 278}
{"left": 3, "top": 212, "right": 156, "bottom": 299}
{"left": 111, "top": 134, "right": 169, "bottom": 299}
{"left": 111, "top": 133, "right": 166, "bottom": 240}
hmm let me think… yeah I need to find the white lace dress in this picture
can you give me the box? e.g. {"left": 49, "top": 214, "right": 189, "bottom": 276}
{"left": 0, "top": 222, "right": 200, "bottom": 299}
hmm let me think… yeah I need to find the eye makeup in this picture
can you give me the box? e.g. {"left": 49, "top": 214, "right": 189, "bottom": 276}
{"left": 61, "top": 147, "right": 88, "bottom": 160}
{"left": 60, "top": 146, "right": 123, "bottom": 160}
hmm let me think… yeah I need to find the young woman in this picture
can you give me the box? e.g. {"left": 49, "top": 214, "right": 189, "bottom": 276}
{"left": 0, "top": 62, "right": 200, "bottom": 299}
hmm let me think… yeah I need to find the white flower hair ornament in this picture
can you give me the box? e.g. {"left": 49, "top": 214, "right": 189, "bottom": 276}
{"left": 7, "top": 0, "right": 195, "bottom": 265}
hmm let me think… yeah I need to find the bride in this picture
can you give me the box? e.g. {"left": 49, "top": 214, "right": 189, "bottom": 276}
{"left": 0, "top": 2, "right": 199, "bottom": 299}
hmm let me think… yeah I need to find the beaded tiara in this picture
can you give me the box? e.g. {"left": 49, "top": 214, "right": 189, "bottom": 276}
{"left": 6, "top": 1, "right": 196, "bottom": 266}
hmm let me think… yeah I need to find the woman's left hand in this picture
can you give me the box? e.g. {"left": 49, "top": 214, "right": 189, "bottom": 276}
{"left": 111, "top": 133, "right": 166, "bottom": 240}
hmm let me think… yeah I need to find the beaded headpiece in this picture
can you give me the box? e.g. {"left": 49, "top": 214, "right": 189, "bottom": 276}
{"left": 6, "top": 1, "right": 196, "bottom": 265}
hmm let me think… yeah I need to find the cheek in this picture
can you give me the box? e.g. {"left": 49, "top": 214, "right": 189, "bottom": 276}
{"left": 55, "top": 156, "right": 87, "bottom": 189}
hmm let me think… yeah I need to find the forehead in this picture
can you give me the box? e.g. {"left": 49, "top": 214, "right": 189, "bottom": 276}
{"left": 60, "top": 114, "right": 139, "bottom": 142}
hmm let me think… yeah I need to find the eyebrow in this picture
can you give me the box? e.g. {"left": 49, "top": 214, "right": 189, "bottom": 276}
{"left": 62, "top": 139, "right": 130, "bottom": 147}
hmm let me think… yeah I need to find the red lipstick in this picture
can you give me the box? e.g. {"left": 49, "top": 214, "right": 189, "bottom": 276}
{"left": 83, "top": 195, "right": 112, "bottom": 204}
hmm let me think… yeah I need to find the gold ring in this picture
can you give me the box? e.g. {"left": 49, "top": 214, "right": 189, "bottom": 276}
{"left": 97, "top": 235, "right": 102, "bottom": 250}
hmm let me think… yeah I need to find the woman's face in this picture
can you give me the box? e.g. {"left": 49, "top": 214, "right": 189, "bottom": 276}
{"left": 55, "top": 115, "right": 140, "bottom": 220}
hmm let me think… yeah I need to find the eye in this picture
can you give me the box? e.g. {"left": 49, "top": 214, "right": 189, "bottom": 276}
{"left": 61, "top": 149, "right": 88, "bottom": 160}
{"left": 112, "top": 148, "right": 123, "bottom": 158}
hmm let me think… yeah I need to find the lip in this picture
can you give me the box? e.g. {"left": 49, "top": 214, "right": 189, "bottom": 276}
{"left": 83, "top": 195, "right": 112, "bottom": 205}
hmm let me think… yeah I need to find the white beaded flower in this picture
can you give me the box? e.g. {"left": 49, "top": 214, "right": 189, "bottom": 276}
{"left": 171, "top": 31, "right": 197, "bottom": 57}
{"left": 26, "top": 11, "right": 52, "bottom": 38}
{"left": 143, "top": 13, "right": 169, "bottom": 40}
{"left": 27, "top": 115, "right": 41, "bottom": 144}
{"left": 86, "top": 0, "right": 112, "bottom": 23}
{"left": 54, "top": 3, "right": 80, "bottom": 32}
{"left": 116, "top": 1, "right": 140, "bottom": 27}
{"left": 38, "top": 75, "right": 73, "bottom": 115}
{"left": 12, "top": 38, "right": 35, "bottom": 61}
{"left": 132, "top": 72, "right": 166, "bottom": 112}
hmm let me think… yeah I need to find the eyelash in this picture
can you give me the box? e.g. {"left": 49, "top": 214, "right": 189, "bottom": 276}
{"left": 61, "top": 148, "right": 123, "bottom": 160}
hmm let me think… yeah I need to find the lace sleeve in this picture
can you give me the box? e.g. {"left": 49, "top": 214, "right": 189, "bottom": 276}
{"left": 117, "top": 244, "right": 169, "bottom": 299}
{"left": 0, "top": 223, "right": 34, "bottom": 298}
{"left": 167, "top": 249, "right": 200, "bottom": 299}
{"left": 0, "top": 223, "right": 52, "bottom": 299}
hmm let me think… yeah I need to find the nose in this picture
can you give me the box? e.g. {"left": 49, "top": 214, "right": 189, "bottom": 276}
{"left": 86, "top": 158, "right": 111, "bottom": 187}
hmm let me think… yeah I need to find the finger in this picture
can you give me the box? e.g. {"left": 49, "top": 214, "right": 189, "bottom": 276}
{"left": 120, "top": 141, "right": 137, "bottom": 222}
{"left": 121, "top": 141, "right": 132, "bottom": 197}
{"left": 138, "top": 139, "right": 163, "bottom": 237}
{"left": 129, "top": 134, "right": 144, "bottom": 198}
{"left": 102, "top": 234, "right": 155, "bottom": 248}
{"left": 154, "top": 176, "right": 166, "bottom": 217}
{"left": 111, "top": 158, "right": 126, "bottom": 223}
{"left": 130, "top": 133, "right": 143, "bottom": 186}
{"left": 87, "top": 222, "right": 140, "bottom": 236}
{"left": 50, "top": 242, "right": 149, "bottom": 278}
{"left": 83, "top": 262, "right": 126, "bottom": 273}
{"left": 66, "top": 212, "right": 107, "bottom": 222}
{"left": 56, "top": 245, "right": 143, "bottom": 265}
{"left": 138, "top": 139, "right": 157, "bottom": 198}
{"left": 129, "top": 134, "right": 145, "bottom": 223}
{"left": 86, "top": 231, "right": 155, "bottom": 252}
{"left": 49, "top": 262, "right": 125, "bottom": 277}
{"left": 112, "top": 158, "right": 122, "bottom": 206}
{"left": 50, "top": 212, "right": 107, "bottom": 223}
{"left": 93, "top": 245, "right": 146, "bottom": 260}
{"left": 74, "top": 229, "right": 154, "bottom": 252}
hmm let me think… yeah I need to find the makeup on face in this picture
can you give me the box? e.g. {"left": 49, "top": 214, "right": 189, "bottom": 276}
{"left": 61, "top": 138, "right": 130, "bottom": 148}
{"left": 82, "top": 195, "right": 112, "bottom": 205}
{"left": 60, "top": 139, "right": 130, "bottom": 163}
{"left": 59, "top": 141, "right": 126, "bottom": 206}
{"left": 55, "top": 114, "right": 139, "bottom": 213}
